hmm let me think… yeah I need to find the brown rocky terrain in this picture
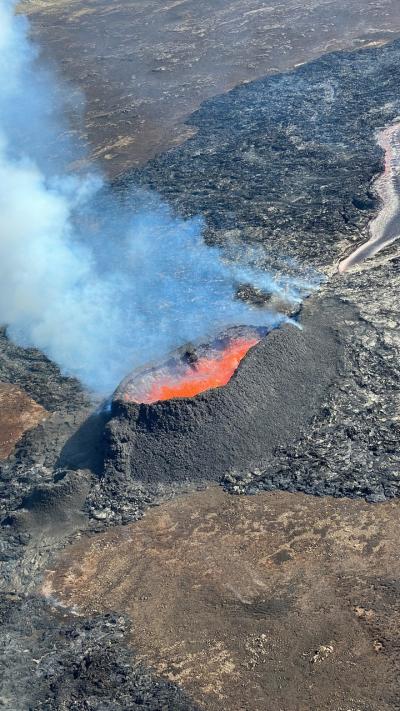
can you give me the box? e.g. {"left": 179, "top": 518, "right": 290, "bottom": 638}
{"left": 0, "top": 384, "right": 47, "bottom": 460}
{"left": 45, "top": 486, "right": 400, "bottom": 711}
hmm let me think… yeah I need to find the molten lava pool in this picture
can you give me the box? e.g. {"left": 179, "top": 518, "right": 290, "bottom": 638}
{"left": 147, "top": 337, "right": 259, "bottom": 402}
{"left": 115, "top": 327, "right": 264, "bottom": 404}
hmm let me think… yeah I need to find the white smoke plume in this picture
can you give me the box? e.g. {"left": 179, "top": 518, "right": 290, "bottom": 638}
{"left": 0, "top": 1, "right": 318, "bottom": 394}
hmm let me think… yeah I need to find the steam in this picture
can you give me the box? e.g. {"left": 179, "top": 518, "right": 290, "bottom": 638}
{"left": 0, "top": 1, "right": 318, "bottom": 394}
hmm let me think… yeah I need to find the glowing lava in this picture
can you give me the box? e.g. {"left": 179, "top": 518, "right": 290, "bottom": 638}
{"left": 117, "top": 332, "right": 262, "bottom": 405}
{"left": 146, "top": 337, "right": 259, "bottom": 402}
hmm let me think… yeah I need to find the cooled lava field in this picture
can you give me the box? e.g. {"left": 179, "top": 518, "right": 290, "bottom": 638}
{"left": 2, "top": 2, "right": 400, "bottom": 710}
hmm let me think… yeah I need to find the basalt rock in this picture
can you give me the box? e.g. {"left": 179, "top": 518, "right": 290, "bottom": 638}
{"left": 0, "top": 594, "right": 199, "bottom": 711}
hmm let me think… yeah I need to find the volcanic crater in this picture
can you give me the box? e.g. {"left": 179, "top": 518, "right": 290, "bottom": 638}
{"left": 114, "top": 325, "right": 266, "bottom": 405}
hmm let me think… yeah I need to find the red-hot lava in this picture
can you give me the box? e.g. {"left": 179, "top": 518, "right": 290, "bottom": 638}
{"left": 115, "top": 329, "right": 263, "bottom": 404}
{"left": 146, "top": 337, "right": 259, "bottom": 402}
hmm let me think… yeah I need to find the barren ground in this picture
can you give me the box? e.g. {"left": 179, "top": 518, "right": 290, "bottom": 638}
{"left": 0, "top": 384, "right": 47, "bottom": 460}
{"left": 45, "top": 487, "right": 400, "bottom": 711}
{"left": 19, "top": 0, "right": 400, "bottom": 175}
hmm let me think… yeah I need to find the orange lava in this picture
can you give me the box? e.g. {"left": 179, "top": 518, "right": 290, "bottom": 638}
{"left": 147, "top": 337, "right": 259, "bottom": 402}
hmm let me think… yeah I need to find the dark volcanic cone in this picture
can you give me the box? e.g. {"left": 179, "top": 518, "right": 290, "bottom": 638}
{"left": 105, "top": 299, "right": 348, "bottom": 484}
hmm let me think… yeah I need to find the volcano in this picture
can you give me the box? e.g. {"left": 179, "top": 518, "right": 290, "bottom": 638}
{"left": 105, "top": 300, "right": 345, "bottom": 484}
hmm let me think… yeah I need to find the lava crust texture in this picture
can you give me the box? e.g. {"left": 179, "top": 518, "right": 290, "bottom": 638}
{"left": 105, "top": 299, "right": 345, "bottom": 483}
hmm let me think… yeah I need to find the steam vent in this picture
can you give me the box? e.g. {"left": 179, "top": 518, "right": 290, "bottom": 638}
{"left": 105, "top": 299, "right": 345, "bottom": 483}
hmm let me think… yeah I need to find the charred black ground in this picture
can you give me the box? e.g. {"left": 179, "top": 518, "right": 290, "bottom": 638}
{"left": 0, "top": 595, "right": 200, "bottom": 711}
{"left": 121, "top": 38, "right": 400, "bottom": 270}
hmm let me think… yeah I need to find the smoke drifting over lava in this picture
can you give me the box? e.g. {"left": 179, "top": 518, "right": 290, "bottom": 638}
{"left": 0, "top": 1, "right": 318, "bottom": 395}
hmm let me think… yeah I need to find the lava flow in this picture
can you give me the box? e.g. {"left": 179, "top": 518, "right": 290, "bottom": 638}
{"left": 116, "top": 329, "right": 263, "bottom": 404}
